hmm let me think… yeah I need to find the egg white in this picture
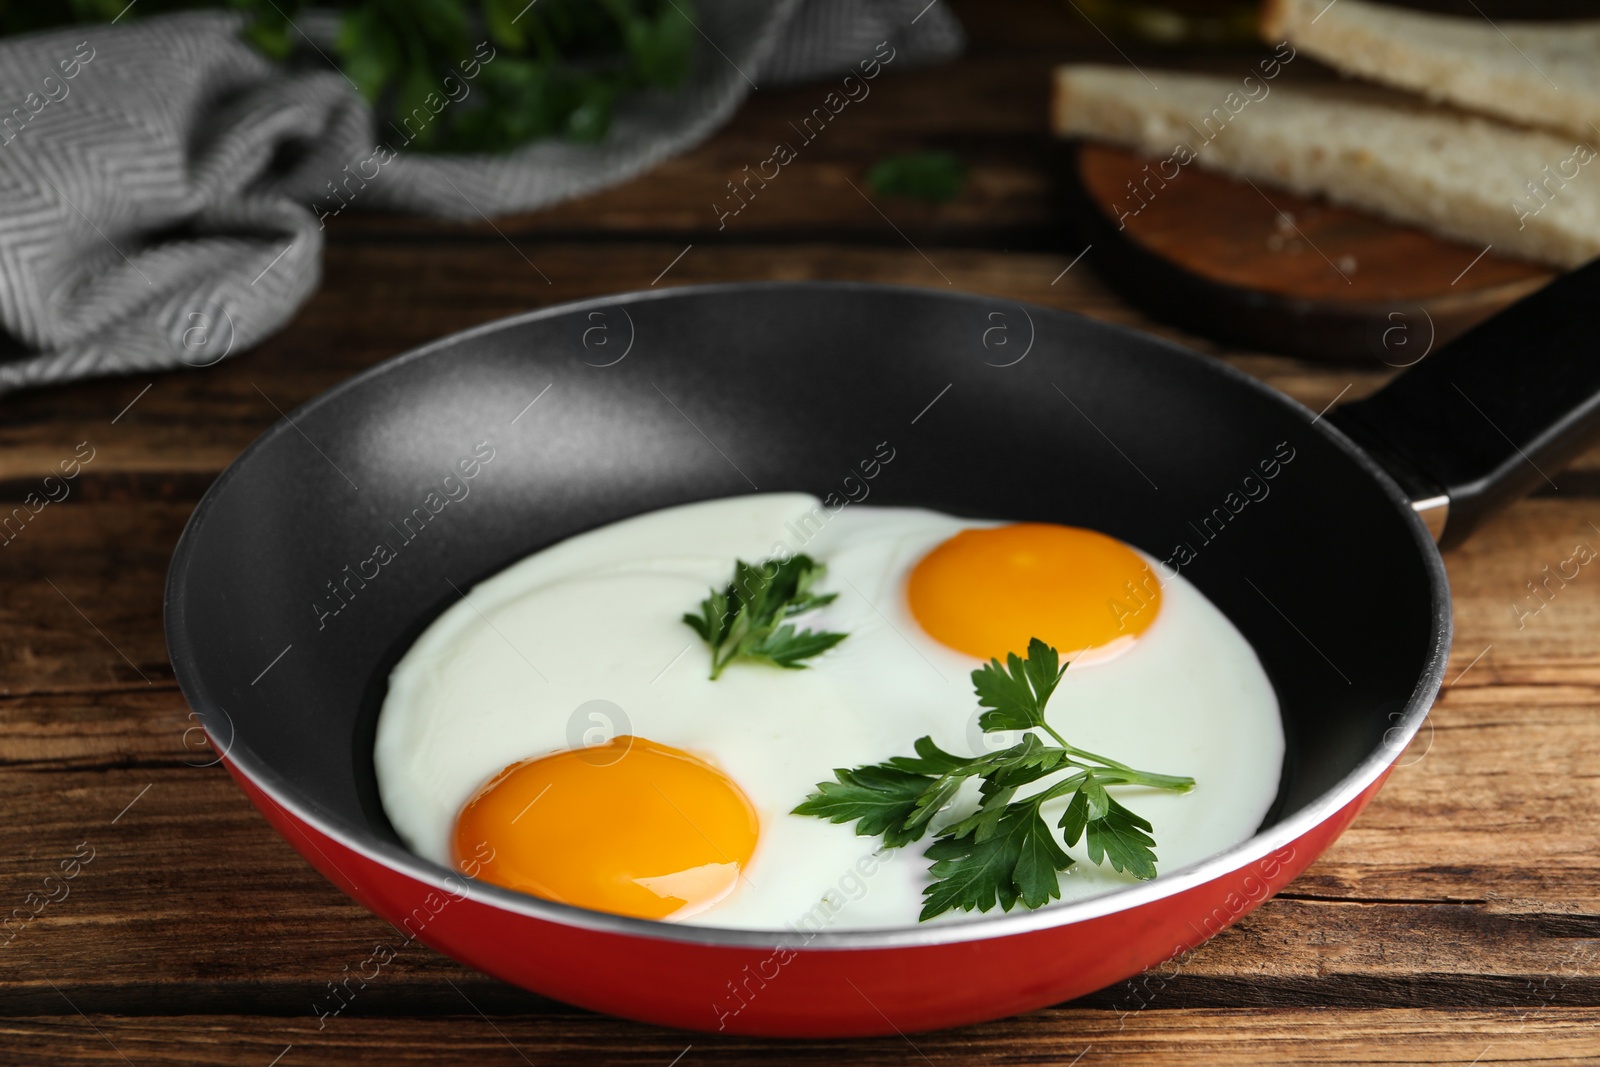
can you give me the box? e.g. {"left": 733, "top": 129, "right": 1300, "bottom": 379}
{"left": 375, "top": 493, "right": 1285, "bottom": 931}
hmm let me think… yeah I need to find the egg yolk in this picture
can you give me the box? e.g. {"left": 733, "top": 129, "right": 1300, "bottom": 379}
{"left": 451, "top": 736, "right": 759, "bottom": 921}
{"left": 907, "top": 523, "right": 1161, "bottom": 661}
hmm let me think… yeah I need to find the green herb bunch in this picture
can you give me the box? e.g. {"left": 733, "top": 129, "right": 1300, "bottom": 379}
{"left": 794, "top": 638, "right": 1195, "bottom": 920}
{"left": 1, "top": 0, "right": 696, "bottom": 152}
{"left": 683, "top": 554, "right": 848, "bottom": 680}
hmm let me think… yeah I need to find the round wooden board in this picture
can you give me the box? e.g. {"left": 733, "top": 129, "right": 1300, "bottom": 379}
{"left": 1058, "top": 142, "right": 1557, "bottom": 363}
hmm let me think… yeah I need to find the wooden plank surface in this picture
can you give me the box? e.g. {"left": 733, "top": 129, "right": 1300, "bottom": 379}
{"left": 4, "top": 1010, "right": 1600, "bottom": 1067}
{"left": 1, "top": 0, "right": 1595, "bottom": 1063}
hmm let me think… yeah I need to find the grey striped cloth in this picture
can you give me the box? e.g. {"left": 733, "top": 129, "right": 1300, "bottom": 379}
{"left": 0, "top": 1, "right": 961, "bottom": 395}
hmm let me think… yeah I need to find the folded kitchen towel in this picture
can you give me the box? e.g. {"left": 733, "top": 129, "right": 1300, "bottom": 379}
{"left": 0, "top": 1, "right": 962, "bottom": 395}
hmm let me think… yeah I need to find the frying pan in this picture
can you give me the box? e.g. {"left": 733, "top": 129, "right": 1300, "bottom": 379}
{"left": 165, "top": 269, "right": 1600, "bottom": 1037}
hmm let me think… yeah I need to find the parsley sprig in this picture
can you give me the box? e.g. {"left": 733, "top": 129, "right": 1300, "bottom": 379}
{"left": 683, "top": 555, "right": 848, "bottom": 680}
{"left": 794, "top": 638, "right": 1194, "bottom": 921}
{"left": 14, "top": 0, "right": 696, "bottom": 153}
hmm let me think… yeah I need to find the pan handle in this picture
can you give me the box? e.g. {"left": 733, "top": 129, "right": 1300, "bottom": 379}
{"left": 1327, "top": 259, "right": 1600, "bottom": 548}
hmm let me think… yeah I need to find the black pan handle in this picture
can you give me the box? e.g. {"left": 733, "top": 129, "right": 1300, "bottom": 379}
{"left": 1327, "top": 259, "right": 1600, "bottom": 548}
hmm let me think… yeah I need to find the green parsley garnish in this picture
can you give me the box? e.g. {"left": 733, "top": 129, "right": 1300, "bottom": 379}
{"left": 865, "top": 151, "right": 967, "bottom": 204}
{"left": 12, "top": 0, "right": 696, "bottom": 153}
{"left": 794, "top": 638, "right": 1194, "bottom": 921}
{"left": 683, "top": 555, "right": 848, "bottom": 680}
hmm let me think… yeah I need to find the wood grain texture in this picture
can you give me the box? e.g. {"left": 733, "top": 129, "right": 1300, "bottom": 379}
{"left": 0, "top": 0, "right": 1593, "bottom": 1061}
{"left": 4, "top": 1010, "right": 1600, "bottom": 1067}
{"left": 1074, "top": 144, "right": 1550, "bottom": 303}
{"left": 1062, "top": 143, "right": 1555, "bottom": 361}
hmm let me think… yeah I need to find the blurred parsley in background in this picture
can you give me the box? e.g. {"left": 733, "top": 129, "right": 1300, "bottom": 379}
{"left": 866, "top": 151, "right": 966, "bottom": 204}
{"left": 0, "top": 0, "right": 696, "bottom": 152}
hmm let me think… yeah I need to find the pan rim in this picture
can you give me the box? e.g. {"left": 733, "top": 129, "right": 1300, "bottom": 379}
{"left": 165, "top": 280, "right": 1452, "bottom": 951}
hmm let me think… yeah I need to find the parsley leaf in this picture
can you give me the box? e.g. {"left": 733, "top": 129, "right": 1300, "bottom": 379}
{"left": 920, "top": 811, "right": 1026, "bottom": 918}
{"left": 684, "top": 554, "right": 848, "bottom": 679}
{"left": 794, "top": 737, "right": 971, "bottom": 848}
{"left": 1010, "top": 805, "right": 1074, "bottom": 909}
{"left": 795, "top": 638, "right": 1195, "bottom": 920}
{"left": 750, "top": 625, "right": 847, "bottom": 668}
{"left": 1060, "top": 771, "right": 1160, "bottom": 880}
{"left": 790, "top": 765, "right": 934, "bottom": 849}
{"left": 920, "top": 802, "right": 1072, "bottom": 920}
{"left": 972, "top": 637, "right": 1067, "bottom": 733}
{"left": 866, "top": 151, "right": 967, "bottom": 204}
{"left": 885, "top": 735, "right": 975, "bottom": 775}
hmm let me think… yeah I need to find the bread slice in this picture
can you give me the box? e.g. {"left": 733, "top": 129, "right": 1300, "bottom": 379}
{"left": 1262, "top": 0, "right": 1600, "bottom": 142}
{"left": 1051, "top": 64, "right": 1600, "bottom": 268}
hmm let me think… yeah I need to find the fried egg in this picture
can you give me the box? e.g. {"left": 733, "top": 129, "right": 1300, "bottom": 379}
{"left": 375, "top": 493, "right": 1284, "bottom": 930}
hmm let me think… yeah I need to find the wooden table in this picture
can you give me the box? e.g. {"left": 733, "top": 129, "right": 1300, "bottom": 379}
{"left": 3, "top": 2, "right": 1596, "bottom": 1063}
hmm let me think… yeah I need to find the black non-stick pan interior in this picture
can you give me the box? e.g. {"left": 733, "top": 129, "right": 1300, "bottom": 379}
{"left": 165, "top": 282, "right": 1446, "bottom": 862}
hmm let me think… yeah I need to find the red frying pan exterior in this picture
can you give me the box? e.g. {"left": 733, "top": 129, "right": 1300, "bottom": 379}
{"left": 228, "top": 755, "right": 1390, "bottom": 1036}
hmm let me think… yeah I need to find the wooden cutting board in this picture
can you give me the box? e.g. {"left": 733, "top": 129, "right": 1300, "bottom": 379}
{"left": 1059, "top": 142, "right": 1556, "bottom": 363}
